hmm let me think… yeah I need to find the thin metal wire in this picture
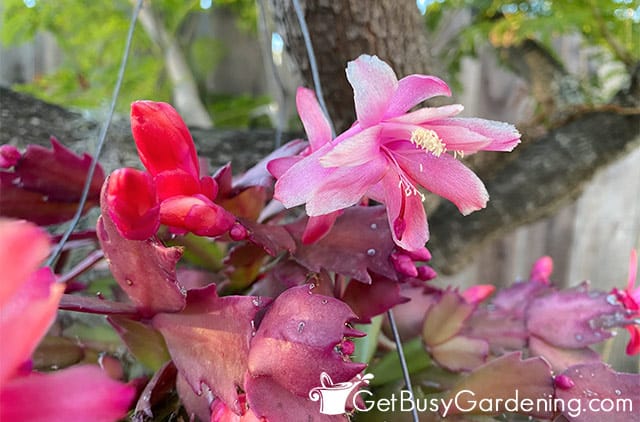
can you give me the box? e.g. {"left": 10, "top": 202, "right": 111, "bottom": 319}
{"left": 290, "top": 3, "right": 418, "bottom": 419}
{"left": 257, "top": 0, "right": 287, "bottom": 147}
{"left": 45, "top": 0, "right": 144, "bottom": 268}
{"left": 387, "top": 308, "right": 420, "bottom": 422}
{"left": 291, "top": 0, "right": 336, "bottom": 138}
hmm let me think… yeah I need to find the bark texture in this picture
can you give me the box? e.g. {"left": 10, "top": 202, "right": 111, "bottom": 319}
{"left": 2, "top": 86, "right": 638, "bottom": 273}
{"left": 0, "top": 87, "right": 289, "bottom": 174}
{"left": 269, "top": 0, "right": 432, "bottom": 132}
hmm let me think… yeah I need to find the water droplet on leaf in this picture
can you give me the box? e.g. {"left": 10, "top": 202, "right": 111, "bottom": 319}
{"left": 297, "top": 321, "right": 305, "bottom": 333}
{"left": 367, "top": 248, "right": 376, "bottom": 256}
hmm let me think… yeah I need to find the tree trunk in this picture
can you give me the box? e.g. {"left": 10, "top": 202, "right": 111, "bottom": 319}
{"left": 269, "top": 0, "right": 432, "bottom": 132}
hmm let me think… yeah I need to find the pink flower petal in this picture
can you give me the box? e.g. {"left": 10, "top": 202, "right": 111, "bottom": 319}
{"left": 625, "top": 326, "right": 640, "bottom": 355}
{"left": 462, "top": 285, "right": 496, "bottom": 304}
{"left": 388, "top": 104, "right": 463, "bottom": 125}
{"left": 105, "top": 170, "right": 160, "bottom": 241}
{"left": 435, "top": 118, "right": 521, "bottom": 152}
{"left": 319, "top": 126, "right": 382, "bottom": 167}
{"left": 301, "top": 210, "right": 342, "bottom": 244}
{"left": 378, "top": 171, "right": 429, "bottom": 251}
{"left": 306, "top": 155, "right": 387, "bottom": 216}
{"left": 346, "top": 55, "right": 397, "bottom": 127}
{"left": 420, "top": 124, "right": 493, "bottom": 153}
{"left": 154, "top": 169, "right": 201, "bottom": 200}
{"left": 0, "top": 219, "right": 50, "bottom": 307}
{"left": 273, "top": 144, "right": 336, "bottom": 209}
{"left": 0, "top": 267, "right": 61, "bottom": 385}
{"left": 393, "top": 146, "right": 489, "bottom": 215}
{"left": 296, "top": 88, "right": 332, "bottom": 151}
{"left": 0, "top": 365, "right": 135, "bottom": 422}
{"left": 266, "top": 155, "right": 303, "bottom": 179}
{"left": 385, "top": 74, "right": 451, "bottom": 117}
{"left": 627, "top": 249, "right": 637, "bottom": 292}
{"left": 159, "top": 195, "right": 235, "bottom": 237}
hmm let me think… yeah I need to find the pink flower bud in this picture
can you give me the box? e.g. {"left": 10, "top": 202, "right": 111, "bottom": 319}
{"left": 229, "top": 222, "right": 248, "bottom": 241}
{"left": 0, "top": 145, "right": 20, "bottom": 168}
{"left": 390, "top": 252, "right": 418, "bottom": 278}
{"left": 130, "top": 101, "right": 200, "bottom": 180}
{"left": 554, "top": 374, "right": 575, "bottom": 389}
{"left": 416, "top": 265, "right": 438, "bottom": 281}
{"left": 530, "top": 256, "right": 553, "bottom": 284}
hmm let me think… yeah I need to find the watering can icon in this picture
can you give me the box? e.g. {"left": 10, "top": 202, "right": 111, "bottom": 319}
{"left": 309, "top": 372, "right": 374, "bottom": 415}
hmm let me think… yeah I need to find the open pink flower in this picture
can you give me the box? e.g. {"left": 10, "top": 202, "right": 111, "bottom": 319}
{"left": 611, "top": 249, "right": 640, "bottom": 355}
{"left": 272, "top": 55, "right": 520, "bottom": 251}
{"left": 0, "top": 219, "right": 134, "bottom": 421}
{"left": 106, "top": 101, "right": 235, "bottom": 240}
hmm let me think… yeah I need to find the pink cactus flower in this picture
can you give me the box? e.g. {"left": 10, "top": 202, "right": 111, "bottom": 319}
{"left": 0, "top": 219, "right": 135, "bottom": 421}
{"left": 105, "top": 101, "right": 235, "bottom": 240}
{"left": 271, "top": 55, "right": 520, "bottom": 251}
{"left": 612, "top": 249, "right": 640, "bottom": 354}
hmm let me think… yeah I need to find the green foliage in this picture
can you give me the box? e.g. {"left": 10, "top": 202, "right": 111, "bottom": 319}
{"left": 0, "top": 0, "right": 262, "bottom": 124}
{"left": 424, "top": 0, "right": 639, "bottom": 88}
{"left": 211, "top": 0, "right": 258, "bottom": 32}
{"left": 1, "top": 0, "right": 171, "bottom": 110}
{"left": 208, "top": 94, "right": 272, "bottom": 128}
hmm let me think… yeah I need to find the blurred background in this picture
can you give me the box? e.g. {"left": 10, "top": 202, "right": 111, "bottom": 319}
{"left": 1, "top": 0, "right": 638, "bottom": 324}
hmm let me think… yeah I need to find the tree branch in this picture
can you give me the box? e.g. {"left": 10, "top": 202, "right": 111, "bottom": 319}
{"left": 2, "top": 86, "right": 638, "bottom": 274}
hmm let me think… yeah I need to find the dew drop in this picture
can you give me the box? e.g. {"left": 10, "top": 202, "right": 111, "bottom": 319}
{"left": 126, "top": 279, "right": 133, "bottom": 286}
{"left": 252, "top": 297, "right": 262, "bottom": 307}
{"left": 606, "top": 294, "right": 619, "bottom": 306}
{"left": 297, "top": 321, "right": 305, "bottom": 333}
{"left": 370, "top": 223, "right": 378, "bottom": 230}
{"left": 575, "top": 334, "right": 584, "bottom": 342}
{"left": 615, "top": 389, "right": 622, "bottom": 396}
{"left": 367, "top": 248, "right": 376, "bottom": 256}
{"left": 321, "top": 299, "right": 328, "bottom": 304}
{"left": 309, "top": 283, "right": 315, "bottom": 290}
{"left": 42, "top": 195, "right": 49, "bottom": 202}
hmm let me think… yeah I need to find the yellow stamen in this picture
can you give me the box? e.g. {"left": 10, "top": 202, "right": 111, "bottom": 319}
{"left": 410, "top": 128, "right": 446, "bottom": 157}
